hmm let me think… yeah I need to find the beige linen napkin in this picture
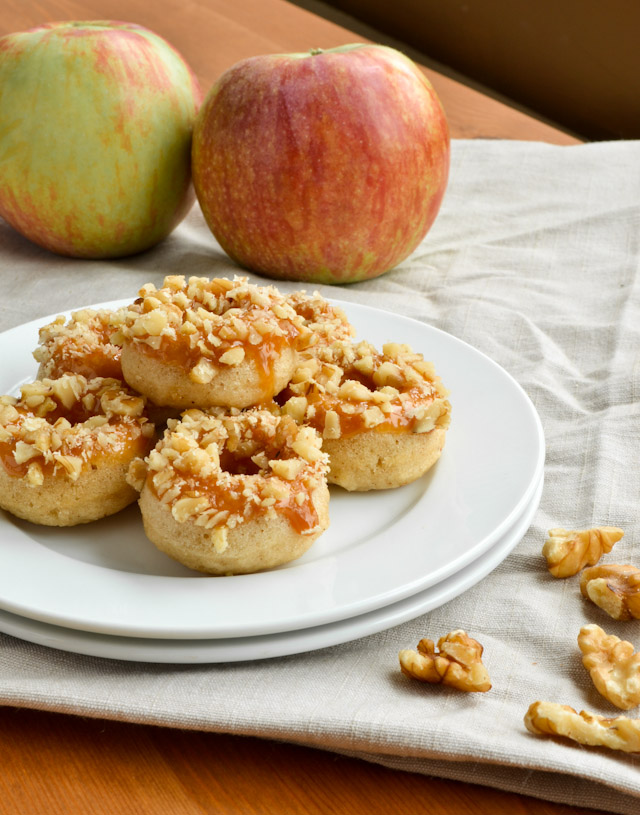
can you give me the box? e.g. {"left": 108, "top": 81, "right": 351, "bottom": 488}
{"left": 0, "top": 139, "right": 639, "bottom": 813}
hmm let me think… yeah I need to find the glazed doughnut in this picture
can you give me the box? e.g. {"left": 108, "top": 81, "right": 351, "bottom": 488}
{"left": 32, "top": 308, "right": 179, "bottom": 428}
{"left": 286, "top": 290, "right": 355, "bottom": 353}
{"left": 33, "top": 308, "right": 122, "bottom": 380}
{"left": 0, "top": 375, "right": 156, "bottom": 526}
{"left": 278, "top": 340, "right": 451, "bottom": 491}
{"left": 112, "top": 276, "right": 309, "bottom": 410}
{"left": 130, "top": 409, "right": 330, "bottom": 575}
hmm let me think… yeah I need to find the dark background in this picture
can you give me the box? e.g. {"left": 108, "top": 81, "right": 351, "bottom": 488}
{"left": 291, "top": 0, "right": 639, "bottom": 141}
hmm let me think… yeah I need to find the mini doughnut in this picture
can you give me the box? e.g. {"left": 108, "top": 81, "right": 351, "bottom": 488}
{"left": 112, "top": 276, "right": 309, "bottom": 410}
{"left": 33, "top": 308, "right": 122, "bottom": 380}
{"left": 0, "top": 375, "right": 156, "bottom": 526}
{"left": 32, "top": 309, "right": 179, "bottom": 429}
{"left": 286, "top": 290, "right": 355, "bottom": 353}
{"left": 279, "top": 340, "right": 451, "bottom": 491}
{"left": 130, "top": 409, "right": 330, "bottom": 575}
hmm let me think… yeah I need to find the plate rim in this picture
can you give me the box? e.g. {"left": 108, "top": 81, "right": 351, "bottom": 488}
{"left": 0, "top": 473, "right": 543, "bottom": 663}
{"left": 0, "top": 297, "right": 545, "bottom": 638}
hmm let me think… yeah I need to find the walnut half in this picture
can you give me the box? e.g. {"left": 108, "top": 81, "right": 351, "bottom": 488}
{"left": 580, "top": 563, "right": 640, "bottom": 621}
{"left": 542, "top": 526, "right": 624, "bottom": 578}
{"left": 524, "top": 701, "right": 640, "bottom": 753}
{"left": 578, "top": 624, "right": 640, "bottom": 710}
{"left": 399, "top": 630, "right": 491, "bottom": 693}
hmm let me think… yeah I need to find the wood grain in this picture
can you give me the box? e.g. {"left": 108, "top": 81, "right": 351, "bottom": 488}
{"left": 0, "top": 707, "right": 607, "bottom": 815}
{"left": 0, "top": 2, "right": 588, "bottom": 814}
{"left": 2, "top": 0, "right": 579, "bottom": 144}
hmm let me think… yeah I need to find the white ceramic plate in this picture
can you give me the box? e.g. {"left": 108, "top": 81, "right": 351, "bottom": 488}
{"left": 0, "top": 473, "right": 542, "bottom": 663}
{"left": 0, "top": 299, "right": 544, "bottom": 639}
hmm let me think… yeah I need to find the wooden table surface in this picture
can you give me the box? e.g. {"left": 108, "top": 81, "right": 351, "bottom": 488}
{"left": 0, "top": 2, "right": 593, "bottom": 814}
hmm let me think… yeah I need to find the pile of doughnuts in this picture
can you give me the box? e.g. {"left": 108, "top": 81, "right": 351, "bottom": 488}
{"left": 0, "top": 276, "right": 451, "bottom": 575}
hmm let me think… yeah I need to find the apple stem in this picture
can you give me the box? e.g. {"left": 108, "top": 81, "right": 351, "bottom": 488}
{"left": 309, "top": 48, "right": 324, "bottom": 56}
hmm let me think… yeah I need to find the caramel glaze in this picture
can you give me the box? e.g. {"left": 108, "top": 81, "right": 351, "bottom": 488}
{"left": 132, "top": 313, "right": 302, "bottom": 404}
{"left": 148, "top": 466, "right": 319, "bottom": 535}
{"left": 279, "top": 376, "right": 437, "bottom": 439}
{"left": 45, "top": 336, "right": 122, "bottom": 381}
{"left": 0, "top": 406, "right": 152, "bottom": 479}
{"left": 318, "top": 388, "right": 432, "bottom": 438}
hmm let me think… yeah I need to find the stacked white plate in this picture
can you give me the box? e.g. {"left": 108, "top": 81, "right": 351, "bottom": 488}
{"left": 0, "top": 300, "right": 544, "bottom": 663}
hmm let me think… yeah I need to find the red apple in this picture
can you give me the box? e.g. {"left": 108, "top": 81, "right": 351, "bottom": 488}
{"left": 192, "top": 44, "right": 449, "bottom": 284}
{"left": 0, "top": 21, "right": 201, "bottom": 258}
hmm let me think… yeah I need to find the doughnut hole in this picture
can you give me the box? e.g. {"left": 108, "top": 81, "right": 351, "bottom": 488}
{"left": 137, "top": 409, "right": 330, "bottom": 575}
{"left": 33, "top": 309, "right": 122, "bottom": 381}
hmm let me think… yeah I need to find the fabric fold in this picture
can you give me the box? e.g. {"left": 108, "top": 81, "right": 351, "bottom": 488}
{"left": 0, "top": 139, "right": 639, "bottom": 813}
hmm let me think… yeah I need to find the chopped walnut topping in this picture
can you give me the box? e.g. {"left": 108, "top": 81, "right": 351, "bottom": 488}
{"left": 138, "top": 309, "right": 168, "bottom": 337}
{"left": 290, "top": 426, "right": 325, "bottom": 463}
{"left": 26, "top": 461, "right": 44, "bottom": 486}
{"left": 578, "top": 624, "right": 640, "bottom": 710}
{"left": 219, "top": 346, "right": 245, "bottom": 366}
{"left": 382, "top": 342, "right": 412, "bottom": 359}
{"left": 13, "top": 441, "right": 40, "bottom": 465}
{"left": 100, "top": 389, "right": 145, "bottom": 418}
{"left": 261, "top": 479, "right": 291, "bottom": 501}
{"left": 269, "top": 458, "right": 304, "bottom": 481}
{"left": 279, "top": 339, "right": 451, "bottom": 442}
{"left": 281, "top": 395, "right": 308, "bottom": 423}
{"left": 113, "top": 276, "right": 308, "bottom": 380}
{"left": 53, "top": 453, "right": 83, "bottom": 480}
{"left": 211, "top": 526, "right": 229, "bottom": 553}
{"left": 524, "top": 701, "right": 640, "bottom": 753}
{"left": 51, "top": 376, "right": 84, "bottom": 410}
{"left": 126, "top": 458, "right": 148, "bottom": 492}
{"left": 353, "top": 354, "right": 374, "bottom": 376}
{"left": 83, "top": 415, "right": 109, "bottom": 429}
{"left": 580, "top": 564, "right": 640, "bottom": 620}
{"left": 171, "top": 496, "right": 210, "bottom": 523}
{"left": 140, "top": 409, "right": 329, "bottom": 536}
{"left": 361, "top": 406, "right": 385, "bottom": 429}
{"left": 323, "top": 410, "right": 341, "bottom": 440}
{"left": 399, "top": 630, "right": 491, "bottom": 693}
{"left": 0, "top": 400, "right": 19, "bottom": 424}
{"left": 286, "top": 290, "right": 355, "bottom": 352}
{"left": 0, "top": 375, "right": 155, "bottom": 484}
{"left": 32, "top": 308, "right": 122, "bottom": 381}
{"left": 291, "top": 357, "right": 320, "bottom": 383}
{"left": 373, "top": 360, "right": 404, "bottom": 389}
{"left": 542, "top": 526, "right": 624, "bottom": 578}
{"left": 338, "top": 379, "right": 373, "bottom": 402}
{"left": 413, "top": 400, "right": 450, "bottom": 434}
{"left": 189, "top": 358, "right": 218, "bottom": 385}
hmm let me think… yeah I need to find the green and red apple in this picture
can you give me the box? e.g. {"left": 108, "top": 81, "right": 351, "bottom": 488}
{"left": 0, "top": 21, "right": 201, "bottom": 258}
{"left": 192, "top": 44, "right": 450, "bottom": 284}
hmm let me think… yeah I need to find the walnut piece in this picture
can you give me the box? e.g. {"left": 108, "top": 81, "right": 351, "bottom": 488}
{"left": 524, "top": 701, "right": 640, "bottom": 753}
{"left": 542, "top": 526, "right": 624, "bottom": 578}
{"left": 399, "top": 630, "right": 491, "bottom": 693}
{"left": 580, "top": 564, "right": 640, "bottom": 621}
{"left": 578, "top": 624, "right": 640, "bottom": 710}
